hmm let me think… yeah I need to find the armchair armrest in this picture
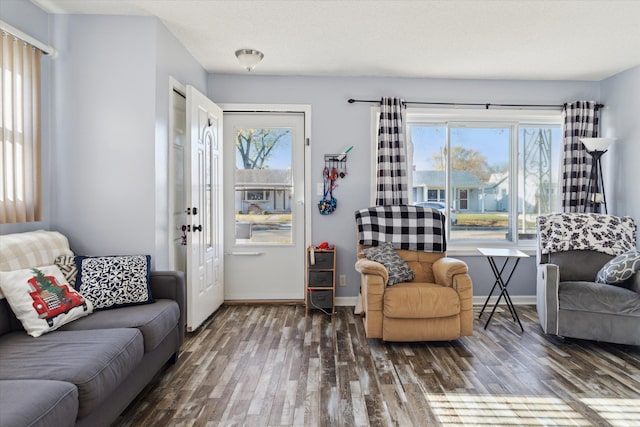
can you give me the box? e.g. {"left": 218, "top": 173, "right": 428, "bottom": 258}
{"left": 150, "top": 271, "right": 186, "bottom": 345}
{"left": 536, "top": 263, "right": 560, "bottom": 335}
{"left": 433, "top": 257, "right": 473, "bottom": 336}
{"left": 355, "top": 258, "right": 389, "bottom": 284}
{"left": 354, "top": 258, "right": 387, "bottom": 338}
{"left": 432, "top": 257, "right": 468, "bottom": 288}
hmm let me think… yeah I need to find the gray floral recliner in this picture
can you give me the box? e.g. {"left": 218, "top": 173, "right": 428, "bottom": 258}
{"left": 536, "top": 213, "right": 640, "bottom": 344}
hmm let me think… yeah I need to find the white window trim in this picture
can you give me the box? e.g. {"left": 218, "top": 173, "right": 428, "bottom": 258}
{"left": 370, "top": 106, "right": 562, "bottom": 254}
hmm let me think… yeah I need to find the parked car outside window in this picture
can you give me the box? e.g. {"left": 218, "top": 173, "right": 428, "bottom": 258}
{"left": 413, "top": 201, "right": 458, "bottom": 225}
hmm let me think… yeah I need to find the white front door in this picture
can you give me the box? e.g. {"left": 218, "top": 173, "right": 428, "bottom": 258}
{"left": 185, "top": 85, "right": 224, "bottom": 331}
{"left": 223, "top": 109, "right": 309, "bottom": 300}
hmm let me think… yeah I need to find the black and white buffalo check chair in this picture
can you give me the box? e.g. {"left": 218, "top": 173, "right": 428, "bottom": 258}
{"left": 354, "top": 205, "right": 473, "bottom": 342}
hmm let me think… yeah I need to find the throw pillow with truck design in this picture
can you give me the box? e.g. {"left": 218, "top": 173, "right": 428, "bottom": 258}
{"left": 0, "top": 265, "right": 93, "bottom": 337}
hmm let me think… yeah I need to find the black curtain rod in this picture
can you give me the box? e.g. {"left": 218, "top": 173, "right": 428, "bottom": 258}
{"left": 347, "top": 98, "right": 604, "bottom": 110}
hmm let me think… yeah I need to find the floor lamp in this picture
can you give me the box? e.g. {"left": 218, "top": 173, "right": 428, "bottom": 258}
{"left": 580, "top": 137, "right": 615, "bottom": 214}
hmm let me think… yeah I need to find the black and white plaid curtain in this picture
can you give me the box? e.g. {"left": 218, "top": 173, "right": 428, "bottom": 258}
{"left": 561, "top": 101, "right": 600, "bottom": 212}
{"left": 376, "top": 97, "right": 408, "bottom": 205}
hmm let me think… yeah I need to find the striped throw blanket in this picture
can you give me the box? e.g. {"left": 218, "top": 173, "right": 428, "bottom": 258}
{"left": 0, "top": 230, "right": 73, "bottom": 299}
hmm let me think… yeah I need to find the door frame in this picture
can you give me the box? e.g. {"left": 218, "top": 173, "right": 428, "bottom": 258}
{"left": 220, "top": 103, "right": 312, "bottom": 292}
{"left": 168, "top": 77, "right": 187, "bottom": 272}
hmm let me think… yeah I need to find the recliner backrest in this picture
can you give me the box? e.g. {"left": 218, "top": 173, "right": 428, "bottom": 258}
{"left": 546, "top": 250, "right": 613, "bottom": 282}
{"left": 355, "top": 205, "right": 447, "bottom": 282}
{"left": 536, "top": 213, "right": 637, "bottom": 282}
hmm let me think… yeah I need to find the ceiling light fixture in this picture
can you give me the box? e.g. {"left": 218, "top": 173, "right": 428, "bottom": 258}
{"left": 235, "top": 48, "right": 264, "bottom": 72}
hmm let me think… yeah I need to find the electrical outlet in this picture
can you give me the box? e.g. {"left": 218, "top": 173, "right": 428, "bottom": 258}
{"left": 339, "top": 274, "right": 346, "bottom": 286}
{"left": 317, "top": 182, "right": 324, "bottom": 196}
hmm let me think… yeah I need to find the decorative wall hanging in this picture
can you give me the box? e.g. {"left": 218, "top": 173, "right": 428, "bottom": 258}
{"left": 317, "top": 148, "right": 352, "bottom": 215}
{"left": 318, "top": 164, "right": 338, "bottom": 215}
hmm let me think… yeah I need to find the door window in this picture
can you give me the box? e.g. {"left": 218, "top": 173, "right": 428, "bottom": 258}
{"left": 234, "top": 128, "right": 293, "bottom": 245}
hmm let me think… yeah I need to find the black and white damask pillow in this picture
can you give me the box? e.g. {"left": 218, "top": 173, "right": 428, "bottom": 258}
{"left": 75, "top": 255, "right": 153, "bottom": 310}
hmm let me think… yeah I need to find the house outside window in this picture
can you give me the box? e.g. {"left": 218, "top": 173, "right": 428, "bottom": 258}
{"left": 427, "top": 189, "right": 444, "bottom": 202}
{"left": 245, "top": 190, "right": 270, "bottom": 202}
{"left": 400, "top": 108, "right": 562, "bottom": 246}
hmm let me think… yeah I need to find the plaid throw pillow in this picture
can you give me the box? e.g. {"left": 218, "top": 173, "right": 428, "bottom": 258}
{"left": 55, "top": 255, "right": 78, "bottom": 288}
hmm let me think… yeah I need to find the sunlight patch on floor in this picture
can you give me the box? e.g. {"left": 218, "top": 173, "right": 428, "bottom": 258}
{"left": 427, "top": 393, "right": 590, "bottom": 426}
{"left": 581, "top": 398, "right": 640, "bottom": 427}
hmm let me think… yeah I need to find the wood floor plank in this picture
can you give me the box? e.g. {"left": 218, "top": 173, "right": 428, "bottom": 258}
{"left": 114, "top": 305, "right": 640, "bottom": 426}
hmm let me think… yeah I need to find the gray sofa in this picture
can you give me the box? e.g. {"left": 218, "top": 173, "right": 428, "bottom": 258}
{"left": 0, "top": 231, "right": 186, "bottom": 427}
{"left": 536, "top": 213, "right": 640, "bottom": 345}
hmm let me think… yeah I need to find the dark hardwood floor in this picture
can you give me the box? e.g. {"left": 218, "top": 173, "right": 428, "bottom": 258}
{"left": 114, "top": 305, "right": 640, "bottom": 426}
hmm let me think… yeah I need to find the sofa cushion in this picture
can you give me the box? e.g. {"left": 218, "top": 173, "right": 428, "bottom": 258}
{"left": 0, "top": 328, "right": 144, "bottom": 418}
{"left": 559, "top": 281, "right": 640, "bottom": 317}
{"left": 75, "top": 255, "right": 154, "bottom": 310}
{"left": 596, "top": 250, "right": 640, "bottom": 284}
{"left": 58, "top": 299, "right": 179, "bottom": 352}
{"left": 0, "top": 265, "right": 93, "bottom": 337}
{"left": 361, "top": 242, "right": 415, "bottom": 285}
{"left": 383, "top": 282, "right": 460, "bottom": 319}
{"left": 0, "top": 379, "right": 78, "bottom": 427}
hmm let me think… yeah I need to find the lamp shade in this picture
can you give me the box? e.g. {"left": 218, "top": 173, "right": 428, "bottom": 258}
{"left": 235, "top": 49, "right": 264, "bottom": 72}
{"left": 580, "top": 137, "right": 616, "bottom": 152}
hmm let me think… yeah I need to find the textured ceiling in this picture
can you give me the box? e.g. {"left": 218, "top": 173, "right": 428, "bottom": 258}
{"left": 32, "top": 0, "right": 640, "bottom": 81}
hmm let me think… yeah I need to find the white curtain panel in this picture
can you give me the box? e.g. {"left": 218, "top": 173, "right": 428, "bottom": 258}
{"left": 0, "top": 32, "right": 42, "bottom": 224}
{"left": 561, "top": 101, "right": 600, "bottom": 213}
{"left": 375, "top": 97, "right": 408, "bottom": 206}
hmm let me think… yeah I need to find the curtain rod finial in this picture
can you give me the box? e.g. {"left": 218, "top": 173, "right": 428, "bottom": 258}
{"left": 347, "top": 98, "right": 355, "bottom": 103}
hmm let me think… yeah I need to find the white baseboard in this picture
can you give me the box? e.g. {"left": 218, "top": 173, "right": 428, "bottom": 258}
{"left": 335, "top": 295, "right": 536, "bottom": 307}
{"left": 335, "top": 296, "right": 359, "bottom": 306}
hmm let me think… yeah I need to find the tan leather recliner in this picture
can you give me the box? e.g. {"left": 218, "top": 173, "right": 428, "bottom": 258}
{"left": 355, "top": 207, "right": 473, "bottom": 342}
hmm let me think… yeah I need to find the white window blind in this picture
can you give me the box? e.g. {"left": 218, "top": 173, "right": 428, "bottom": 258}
{"left": 1, "top": 31, "right": 42, "bottom": 224}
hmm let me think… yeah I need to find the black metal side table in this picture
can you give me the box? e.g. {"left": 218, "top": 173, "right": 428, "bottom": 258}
{"left": 477, "top": 247, "right": 529, "bottom": 332}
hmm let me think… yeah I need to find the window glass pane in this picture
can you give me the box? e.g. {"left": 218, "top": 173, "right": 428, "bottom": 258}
{"left": 450, "top": 127, "right": 510, "bottom": 242}
{"left": 234, "top": 128, "right": 293, "bottom": 244}
{"left": 407, "top": 115, "right": 559, "bottom": 245}
{"left": 410, "top": 124, "right": 448, "bottom": 204}
{"left": 205, "top": 129, "right": 213, "bottom": 249}
{"left": 517, "top": 126, "right": 562, "bottom": 239}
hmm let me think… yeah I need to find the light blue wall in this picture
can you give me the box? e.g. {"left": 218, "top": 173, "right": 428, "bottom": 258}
{"left": 49, "top": 14, "right": 158, "bottom": 257}
{"left": 0, "top": 0, "right": 52, "bottom": 234}
{"left": 208, "top": 74, "right": 601, "bottom": 298}
{"left": 600, "top": 65, "right": 640, "bottom": 229}
{"left": 48, "top": 14, "right": 207, "bottom": 265}
{"left": 1, "top": 1, "right": 621, "bottom": 299}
